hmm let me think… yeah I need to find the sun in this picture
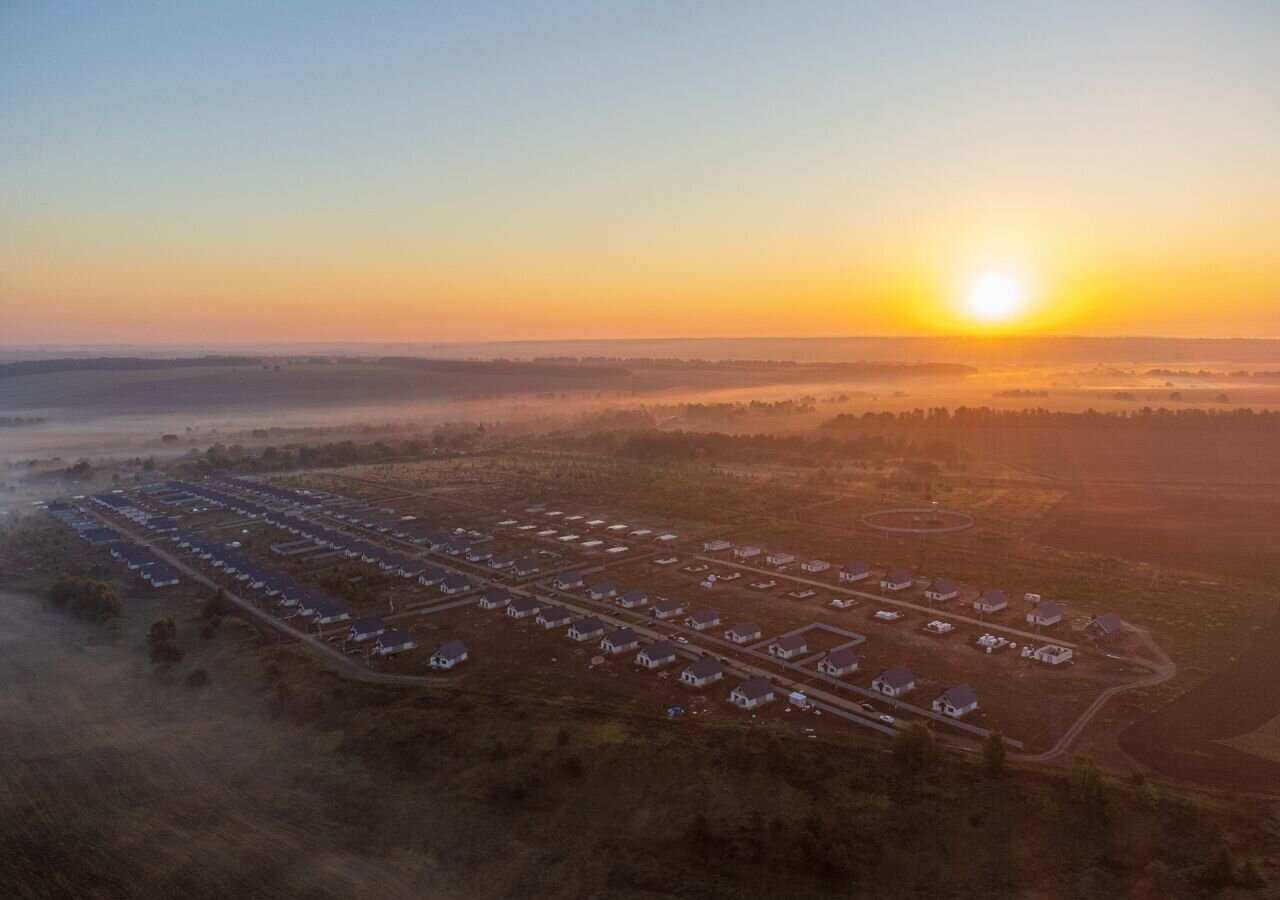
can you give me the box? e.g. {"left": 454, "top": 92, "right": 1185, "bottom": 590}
{"left": 961, "top": 271, "right": 1029, "bottom": 325}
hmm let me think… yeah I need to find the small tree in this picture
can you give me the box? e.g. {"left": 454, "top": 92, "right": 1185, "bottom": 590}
{"left": 147, "top": 617, "right": 184, "bottom": 666}
{"left": 202, "top": 588, "right": 230, "bottom": 619}
{"left": 983, "top": 730, "right": 1007, "bottom": 778}
{"left": 894, "top": 722, "right": 937, "bottom": 771}
{"left": 1068, "top": 753, "right": 1105, "bottom": 807}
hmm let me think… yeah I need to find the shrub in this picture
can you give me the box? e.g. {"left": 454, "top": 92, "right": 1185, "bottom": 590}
{"left": 147, "top": 617, "right": 184, "bottom": 666}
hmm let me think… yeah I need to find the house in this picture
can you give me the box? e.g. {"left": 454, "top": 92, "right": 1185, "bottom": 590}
{"left": 506, "top": 596, "right": 541, "bottom": 619}
{"left": 817, "top": 646, "right": 861, "bottom": 677}
{"left": 554, "top": 570, "right": 584, "bottom": 590}
{"left": 871, "top": 664, "right": 916, "bottom": 698}
{"left": 445, "top": 539, "right": 470, "bottom": 556}
{"left": 925, "top": 579, "right": 959, "bottom": 602}
{"left": 974, "top": 589, "right": 1008, "bottom": 613}
{"left": 617, "top": 589, "right": 648, "bottom": 609}
{"left": 397, "top": 561, "right": 425, "bottom": 579}
{"left": 489, "top": 553, "right": 514, "bottom": 570}
{"left": 685, "top": 609, "right": 720, "bottom": 631}
{"left": 1032, "top": 644, "right": 1074, "bottom": 665}
{"left": 589, "top": 581, "right": 617, "bottom": 600}
{"left": 601, "top": 627, "right": 641, "bottom": 654}
{"left": 347, "top": 617, "right": 386, "bottom": 642}
{"left": 830, "top": 596, "right": 856, "bottom": 610}
{"left": 729, "top": 676, "right": 776, "bottom": 710}
{"left": 768, "top": 633, "right": 808, "bottom": 660}
{"left": 651, "top": 597, "right": 684, "bottom": 620}
{"left": 430, "top": 639, "right": 469, "bottom": 669}
{"left": 733, "top": 546, "right": 761, "bottom": 559}
{"left": 479, "top": 587, "right": 512, "bottom": 610}
{"left": 680, "top": 657, "right": 724, "bottom": 687}
{"left": 375, "top": 630, "right": 417, "bottom": 656}
{"left": 880, "top": 569, "right": 913, "bottom": 591}
{"left": 147, "top": 566, "right": 180, "bottom": 587}
{"left": 440, "top": 573, "right": 472, "bottom": 595}
{"left": 724, "top": 622, "right": 762, "bottom": 644}
{"left": 636, "top": 641, "right": 677, "bottom": 669}
{"left": 536, "top": 606, "right": 574, "bottom": 629}
{"left": 567, "top": 616, "right": 605, "bottom": 641}
{"left": 839, "top": 561, "right": 870, "bottom": 583}
{"left": 512, "top": 557, "right": 540, "bottom": 577}
{"left": 1085, "top": 613, "right": 1125, "bottom": 641}
{"left": 765, "top": 551, "right": 795, "bottom": 567}
{"left": 801, "top": 559, "right": 830, "bottom": 574}
{"left": 703, "top": 539, "right": 731, "bottom": 552}
{"left": 314, "top": 600, "right": 351, "bottom": 626}
{"left": 465, "top": 546, "right": 493, "bottom": 563}
{"left": 1026, "top": 600, "right": 1063, "bottom": 627}
{"left": 932, "top": 683, "right": 979, "bottom": 718}
{"left": 417, "top": 566, "right": 447, "bottom": 587}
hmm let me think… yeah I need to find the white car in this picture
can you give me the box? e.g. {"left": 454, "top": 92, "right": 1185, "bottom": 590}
{"left": 878, "top": 714, "right": 896, "bottom": 726}
{"left": 674, "top": 636, "right": 690, "bottom": 645}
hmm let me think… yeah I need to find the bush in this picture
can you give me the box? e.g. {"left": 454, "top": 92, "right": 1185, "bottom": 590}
{"left": 147, "top": 617, "right": 184, "bottom": 666}
{"left": 893, "top": 722, "right": 938, "bottom": 771}
{"left": 1068, "top": 753, "right": 1105, "bottom": 807}
{"left": 202, "top": 588, "right": 231, "bottom": 619}
{"left": 48, "top": 576, "right": 122, "bottom": 623}
{"left": 983, "top": 730, "right": 1006, "bottom": 778}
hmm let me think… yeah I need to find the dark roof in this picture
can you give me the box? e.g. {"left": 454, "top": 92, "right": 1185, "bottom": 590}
{"left": 604, "top": 627, "right": 639, "bottom": 645}
{"left": 734, "top": 676, "right": 775, "bottom": 701}
{"left": 684, "top": 657, "right": 723, "bottom": 679}
{"left": 929, "top": 578, "right": 957, "bottom": 594}
{"left": 442, "top": 574, "right": 470, "bottom": 590}
{"left": 1088, "top": 612, "right": 1124, "bottom": 634}
{"left": 378, "top": 629, "right": 414, "bottom": 647}
{"left": 538, "top": 605, "right": 572, "bottom": 622}
{"left": 590, "top": 581, "right": 615, "bottom": 593}
{"left": 619, "top": 589, "right": 647, "bottom": 603}
{"left": 980, "top": 589, "right": 1007, "bottom": 605}
{"left": 1034, "top": 600, "right": 1062, "bottom": 619}
{"left": 641, "top": 641, "right": 676, "bottom": 660}
{"left": 773, "top": 634, "right": 807, "bottom": 652}
{"left": 509, "top": 596, "right": 541, "bottom": 613}
{"left": 433, "top": 638, "right": 467, "bottom": 660}
{"left": 824, "top": 646, "right": 860, "bottom": 669}
{"left": 687, "top": 608, "right": 718, "bottom": 623}
{"left": 315, "top": 600, "right": 349, "bottom": 618}
{"left": 842, "top": 560, "right": 869, "bottom": 573}
{"left": 939, "top": 683, "right": 978, "bottom": 708}
{"left": 572, "top": 615, "right": 603, "bottom": 632}
{"left": 484, "top": 587, "right": 512, "bottom": 604}
{"left": 653, "top": 597, "right": 682, "bottom": 612}
{"left": 877, "top": 664, "right": 915, "bottom": 689}
{"left": 349, "top": 616, "right": 385, "bottom": 634}
{"left": 557, "top": 570, "right": 583, "bottom": 583}
{"left": 728, "top": 621, "right": 760, "bottom": 636}
{"left": 884, "top": 569, "right": 912, "bottom": 583}
{"left": 513, "top": 557, "right": 539, "bottom": 571}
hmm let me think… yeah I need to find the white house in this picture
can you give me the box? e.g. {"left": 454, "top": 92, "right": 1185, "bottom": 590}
{"left": 1085, "top": 613, "right": 1125, "bottom": 641}
{"left": 818, "top": 646, "right": 861, "bottom": 677}
{"left": 375, "top": 630, "right": 417, "bottom": 656}
{"left": 636, "top": 641, "right": 677, "bottom": 669}
{"left": 314, "top": 600, "right": 351, "bottom": 626}
{"left": 880, "top": 569, "right": 913, "bottom": 592}
{"left": 681, "top": 657, "right": 724, "bottom": 687}
{"left": 567, "top": 616, "right": 605, "bottom": 641}
{"left": 703, "top": 539, "right": 731, "bottom": 552}
{"left": 601, "top": 627, "right": 641, "bottom": 654}
{"left": 417, "top": 567, "right": 446, "bottom": 587}
{"left": 536, "top": 606, "right": 574, "bottom": 629}
{"left": 871, "top": 664, "right": 916, "bottom": 698}
{"left": 839, "top": 561, "right": 870, "bottom": 583}
{"left": 506, "top": 596, "right": 541, "bottom": 619}
{"left": 768, "top": 633, "right": 808, "bottom": 660}
{"left": 801, "top": 560, "right": 830, "bottom": 574}
{"left": 347, "top": 617, "right": 386, "bottom": 642}
{"left": 489, "top": 553, "right": 515, "bottom": 570}
{"left": 925, "top": 579, "right": 959, "bottom": 602}
{"left": 733, "top": 546, "right": 761, "bottom": 560}
{"left": 589, "top": 581, "right": 617, "bottom": 600}
{"left": 730, "top": 676, "right": 776, "bottom": 710}
{"left": 765, "top": 551, "right": 795, "bottom": 567}
{"left": 512, "top": 557, "right": 540, "bottom": 577}
{"left": 685, "top": 609, "right": 720, "bottom": 631}
{"left": 554, "top": 570, "right": 584, "bottom": 590}
{"left": 429, "top": 639, "right": 468, "bottom": 669}
{"left": 479, "top": 587, "right": 512, "bottom": 610}
{"left": 651, "top": 597, "right": 684, "bottom": 620}
{"left": 1026, "top": 600, "right": 1062, "bottom": 627}
{"left": 829, "top": 596, "right": 856, "bottom": 610}
{"left": 724, "top": 622, "right": 762, "bottom": 644}
{"left": 974, "top": 589, "right": 1008, "bottom": 613}
{"left": 932, "top": 683, "right": 979, "bottom": 719}
{"left": 440, "top": 574, "right": 472, "bottom": 595}
{"left": 617, "top": 589, "right": 648, "bottom": 609}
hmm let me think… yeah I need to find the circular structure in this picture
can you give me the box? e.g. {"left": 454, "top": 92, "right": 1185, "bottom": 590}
{"left": 861, "top": 506, "right": 974, "bottom": 534}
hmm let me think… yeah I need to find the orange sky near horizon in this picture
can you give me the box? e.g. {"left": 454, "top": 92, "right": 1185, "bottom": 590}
{"left": 2, "top": 3, "right": 1278, "bottom": 344}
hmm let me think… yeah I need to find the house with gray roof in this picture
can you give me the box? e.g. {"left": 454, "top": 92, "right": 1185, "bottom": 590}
{"left": 730, "top": 676, "right": 776, "bottom": 710}
{"left": 684, "top": 609, "right": 720, "bottom": 631}
{"left": 724, "top": 622, "right": 762, "bottom": 645}
{"left": 440, "top": 573, "right": 472, "bottom": 595}
{"left": 636, "top": 641, "right": 677, "bottom": 669}
{"left": 601, "top": 627, "right": 641, "bottom": 654}
{"left": 932, "top": 683, "right": 979, "bottom": 718}
{"left": 817, "top": 646, "right": 862, "bottom": 677}
{"left": 880, "top": 569, "right": 913, "bottom": 591}
{"left": 768, "top": 633, "right": 808, "bottom": 660}
{"left": 839, "top": 561, "right": 870, "bottom": 583}
{"left": 429, "top": 639, "right": 468, "bottom": 669}
{"left": 1026, "top": 600, "right": 1063, "bottom": 627}
{"left": 651, "top": 597, "right": 684, "bottom": 620}
{"left": 347, "top": 617, "right": 386, "bottom": 642}
{"left": 974, "top": 589, "right": 1008, "bottom": 613}
{"left": 375, "top": 630, "right": 417, "bottom": 656}
{"left": 1085, "top": 612, "right": 1124, "bottom": 641}
{"left": 536, "top": 606, "right": 574, "bottom": 629}
{"left": 871, "top": 664, "right": 916, "bottom": 698}
{"left": 617, "top": 589, "right": 648, "bottom": 609}
{"left": 589, "top": 581, "right": 617, "bottom": 600}
{"left": 506, "top": 596, "right": 541, "bottom": 619}
{"left": 680, "top": 657, "right": 724, "bottom": 687}
{"left": 567, "top": 616, "right": 605, "bottom": 641}
{"left": 480, "top": 586, "right": 512, "bottom": 610}
{"left": 925, "top": 579, "right": 959, "bottom": 602}
{"left": 554, "top": 570, "right": 584, "bottom": 590}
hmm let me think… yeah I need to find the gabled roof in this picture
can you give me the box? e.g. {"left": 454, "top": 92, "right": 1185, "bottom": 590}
{"left": 734, "top": 676, "right": 775, "bottom": 700}
{"left": 773, "top": 634, "right": 807, "bottom": 652}
{"left": 349, "top": 616, "right": 385, "bottom": 635}
{"left": 378, "top": 629, "right": 414, "bottom": 647}
{"left": 824, "top": 646, "right": 860, "bottom": 669}
{"left": 442, "top": 573, "right": 470, "bottom": 589}
{"left": 557, "top": 569, "right": 583, "bottom": 583}
{"left": 484, "top": 586, "right": 512, "bottom": 604}
{"left": 590, "top": 581, "right": 615, "bottom": 593}
{"left": 509, "top": 596, "right": 540, "bottom": 613}
{"left": 619, "top": 589, "right": 647, "bottom": 603}
{"left": 538, "top": 605, "right": 572, "bottom": 623}
{"left": 938, "top": 683, "right": 978, "bottom": 708}
{"left": 433, "top": 638, "right": 467, "bottom": 660}
{"left": 980, "top": 588, "right": 1007, "bottom": 605}
{"left": 1088, "top": 612, "right": 1124, "bottom": 634}
{"left": 684, "top": 657, "right": 723, "bottom": 679}
{"left": 604, "top": 627, "right": 638, "bottom": 645}
{"left": 877, "top": 664, "right": 915, "bottom": 689}
{"left": 572, "top": 615, "right": 603, "bottom": 632}
{"left": 513, "top": 556, "right": 539, "bottom": 571}
{"left": 641, "top": 640, "right": 676, "bottom": 660}
{"left": 1034, "top": 600, "right": 1062, "bottom": 619}
{"left": 929, "top": 578, "right": 957, "bottom": 594}
{"left": 687, "top": 608, "right": 718, "bottom": 624}
{"left": 728, "top": 621, "right": 761, "bottom": 636}
{"left": 842, "top": 560, "right": 869, "bottom": 573}
{"left": 884, "top": 568, "right": 912, "bottom": 583}
{"left": 315, "top": 599, "right": 349, "bottom": 618}
{"left": 653, "top": 597, "right": 683, "bottom": 612}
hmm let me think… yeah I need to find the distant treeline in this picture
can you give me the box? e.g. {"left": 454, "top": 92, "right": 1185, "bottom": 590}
{"left": 178, "top": 430, "right": 486, "bottom": 475}
{"left": 1145, "top": 369, "right": 1280, "bottom": 381}
{"left": 0, "top": 356, "right": 263, "bottom": 379}
{"left": 0, "top": 416, "right": 46, "bottom": 427}
{"left": 823, "top": 406, "right": 1280, "bottom": 430}
{"left": 549, "top": 429, "right": 962, "bottom": 466}
{"left": 530, "top": 356, "right": 977, "bottom": 376}
{"left": 993, "top": 390, "right": 1048, "bottom": 398}
{"left": 378, "top": 357, "right": 630, "bottom": 378}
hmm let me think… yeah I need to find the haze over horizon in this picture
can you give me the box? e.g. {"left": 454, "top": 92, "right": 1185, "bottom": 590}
{"left": 3, "top": 1, "right": 1278, "bottom": 344}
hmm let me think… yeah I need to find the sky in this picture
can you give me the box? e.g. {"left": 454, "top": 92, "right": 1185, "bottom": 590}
{"left": 2, "top": 1, "right": 1278, "bottom": 344}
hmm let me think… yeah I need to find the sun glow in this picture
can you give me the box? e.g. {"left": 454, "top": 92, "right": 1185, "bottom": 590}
{"left": 961, "top": 271, "right": 1030, "bottom": 326}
